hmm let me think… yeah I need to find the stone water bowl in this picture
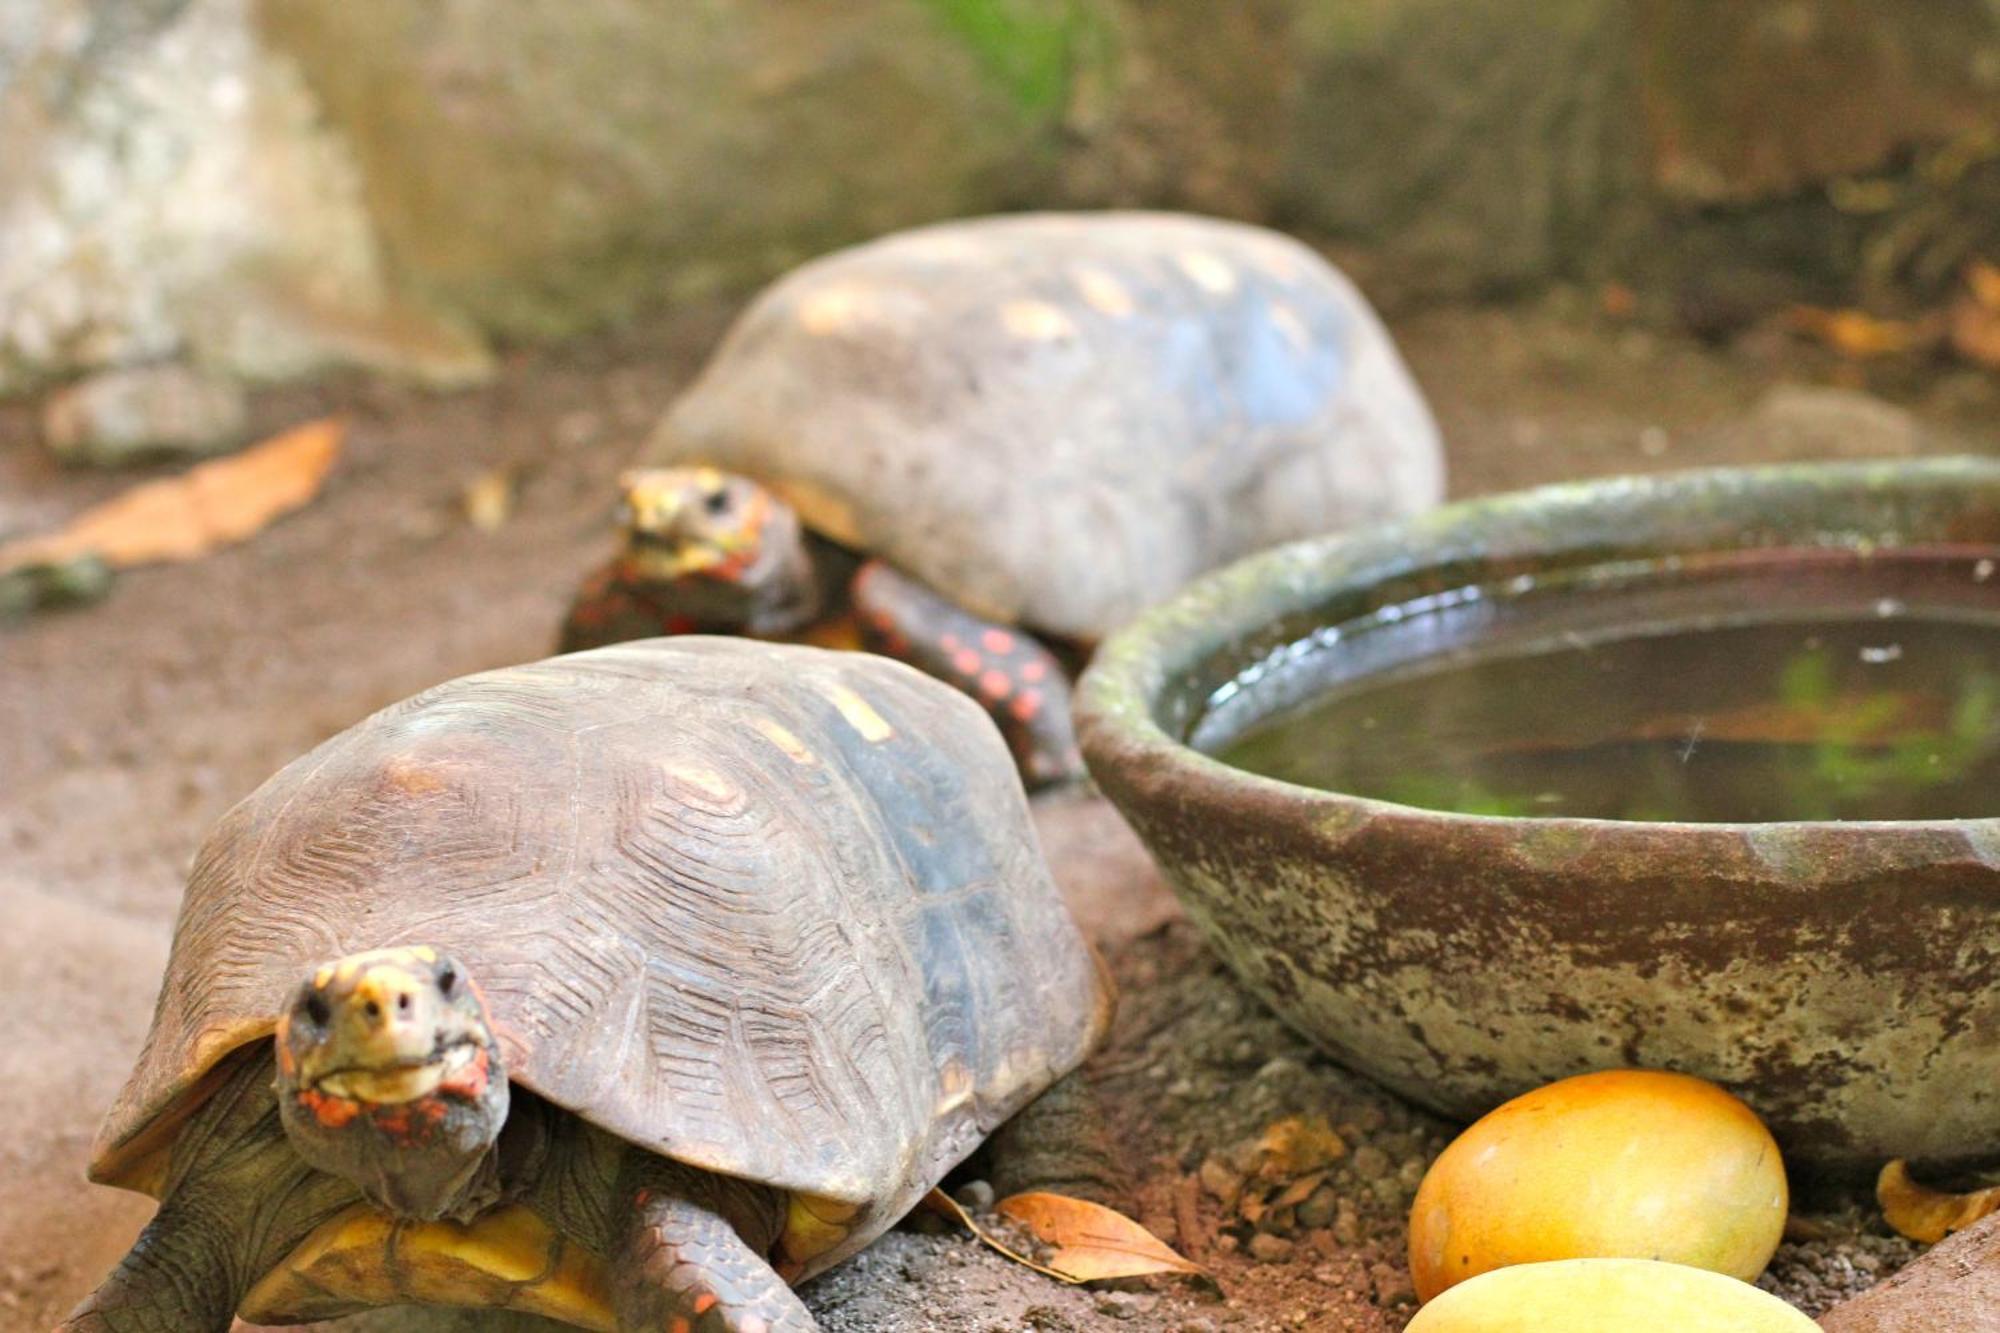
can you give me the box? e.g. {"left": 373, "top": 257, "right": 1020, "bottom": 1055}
{"left": 1076, "top": 459, "right": 2000, "bottom": 1172}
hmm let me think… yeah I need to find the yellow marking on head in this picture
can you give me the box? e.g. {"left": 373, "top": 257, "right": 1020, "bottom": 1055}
{"left": 693, "top": 466, "right": 723, "bottom": 493}
{"left": 335, "top": 958, "right": 363, "bottom": 984}
{"left": 780, "top": 1193, "right": 864, "bottom": 1272}
{"left": 315, "top": 964, "right": 335, "bottom": 990}
{"left": 1071, "top": 265, "right": 1135, "bottom": 317}
{"left": 797, "top": 285, "right": 872, "bottom": 336}
{"left": 825, "top": 685, "right": 894, "bottom": 742}
{"left": 1177, "top": 249, "right": 1238, "bottom": 294}
{"left": 1270, "top": 302, "right": 1309, "bottom": 352}
{"left": 754, "top": 719, "right": 817, "bottom": 765}
{"left": 999, "top": 300, "right": 1076, "bottom": 341}
{"left": 412, "top": 945, "right": 438, "bottom": 964}
{"left": 242, "top": 1203, "right": 614, "bottom": 1330}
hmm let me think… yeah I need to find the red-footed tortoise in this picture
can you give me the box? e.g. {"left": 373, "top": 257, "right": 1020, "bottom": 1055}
{"left": 561, "top": 210, "right": 1443, "bottom": 787}
{"left": 63, "top": 638, "right": 1109, "bottom": 1333}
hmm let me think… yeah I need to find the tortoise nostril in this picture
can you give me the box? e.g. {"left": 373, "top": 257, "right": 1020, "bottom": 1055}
{"left": 397, "top": 993, "right": 412, "bottom": 1014}
{"left": 364, "top": 999, "right": 381, "bottom": 1020}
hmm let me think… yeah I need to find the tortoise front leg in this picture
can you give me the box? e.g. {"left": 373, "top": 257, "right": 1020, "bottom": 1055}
{"left": 57, "top": 1196, "right": 242, "bottom": 1333}
{"left": 850, "top": 560, "right": 1084, "bottom": 788}
{"left": 612, "top": 1159, "right": 815, "bottom": 1333}
{"left": 59, "top": 1053, "right": 357, "bottom": 1332}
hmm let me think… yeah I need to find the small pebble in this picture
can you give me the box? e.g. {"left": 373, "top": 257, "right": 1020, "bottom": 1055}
{"left": 1297, "top": 1184, "right": 1338, "bottom": 1230}
{"left": 951, "top": 1179, "right": 994, "bottom": 1211}
{"left": 1351, "top": 1146, "right": 1390, "bottom": 1181}
{"left": 41, "top": 364, "right": 248, "bottom": 466}
{"left": 1199, "top": 1155, "right": 1244, "bottom": 1201}
{"left": 1249, "top": 1233, "right": 1296, "bottom": 1262}
{"left": 1369, "top": 1261, "right": 1415, "bottom": 1305}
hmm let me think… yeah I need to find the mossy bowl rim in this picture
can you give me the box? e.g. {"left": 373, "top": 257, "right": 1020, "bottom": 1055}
{"left": 1078, "top": 456, "right": 2000, "bottom": 841}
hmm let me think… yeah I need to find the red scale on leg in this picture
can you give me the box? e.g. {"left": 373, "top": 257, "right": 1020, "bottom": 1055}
{"left": 848, "top": 558, "right": 1083, "bottom": 787}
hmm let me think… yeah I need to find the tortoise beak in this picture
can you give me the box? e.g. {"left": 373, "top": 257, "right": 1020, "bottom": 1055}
{"left": 283, "top": 948, "right": 491, "bottom": 1103}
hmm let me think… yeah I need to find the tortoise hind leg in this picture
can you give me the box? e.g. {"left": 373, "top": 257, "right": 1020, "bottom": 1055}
{"left": 850, "top": 560, "right": 1084, "bottom": 788}
{"left": 612, "top": 1161, "right": 815, "bottom": 1333}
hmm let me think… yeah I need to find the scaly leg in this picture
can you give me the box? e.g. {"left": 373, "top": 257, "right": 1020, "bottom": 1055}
{"left": 612, "top": 1159, "right": 815, "bottom": 1333}
{"left": 59, "top": 1052, "right": 357, "bottom": 1332}
{"left": 850, "top": 561, "right": 1083, "bottom": 788}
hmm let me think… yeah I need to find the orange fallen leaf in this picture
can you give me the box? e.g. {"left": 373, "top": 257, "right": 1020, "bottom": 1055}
{"left": 1786, "top": 305, "right": 1925, "bottom": 359}
{"left": 1253, "top": 1115, "right": 1348, "bottom": 1182}
{"left": 0, "top": 416, "right": 344, "bottom": 574}
{"left": 996, "top": 1191, "right": 1208, "bottom": 1283}
{"left": 1878, "top": 1159, "right": 2000, "bottom": 1244}
{"left": 1968, "top": 259, "right": 2000, "bottom": 312}
{"left": 1951, "top": 261, "right": 2000, "bottom": 371}
{"left": 920, "top": 1189, "right": 1078, "bottom": 1286}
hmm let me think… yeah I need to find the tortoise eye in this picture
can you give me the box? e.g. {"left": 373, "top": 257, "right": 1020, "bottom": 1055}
{"left": 304, "top": 992, "right": 331, "bottom": 1027}
{"left": 704, "top": 488, "right": 731, "bottom": 516}
{"left": 438, "top": 966, "right": 457, "bottom": 996}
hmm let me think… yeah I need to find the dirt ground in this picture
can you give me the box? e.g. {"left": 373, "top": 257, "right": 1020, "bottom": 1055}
{"left": 3, "top": 288, "right": 1995, "bottom": 1332}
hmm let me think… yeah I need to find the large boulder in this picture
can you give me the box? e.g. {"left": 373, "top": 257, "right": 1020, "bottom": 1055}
{"left": 253, "top": 0, "right": 1107, "bottom": 339}
{"left": 0, "top": 0, "right": 488, "bottom": 396}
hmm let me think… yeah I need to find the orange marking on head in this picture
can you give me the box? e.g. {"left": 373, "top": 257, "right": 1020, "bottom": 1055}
{"left": 1010, "top": 690, "right": 1044, "bottom": 721}
{"left": 301, "top": 1088, "right": 360, "bottom": 1129}
{"left": 979, "top": 670, "right": 1012, "bottom": 701}
{"left": 940, "top": 633, "right": 961, "bottom": 653}
{"left": 981, "top": 628, "right": 1015, "bottom": 654}
{"left": 1019, "top": 660, "right": 1048, "bottom": 683}
{"left": 668, "top": 1317, "right": 691, "bottom": 1333}
{"left": 951, "top": 649, "right": 982, "bottom": 676}
{"left": 692, "top": 1292, "right": 718, "bottom": 1314}
{"left": 438, "top": 1047, "right": 491, "bottom": 1100}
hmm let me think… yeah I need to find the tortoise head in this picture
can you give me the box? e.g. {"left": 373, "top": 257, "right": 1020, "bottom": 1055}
{"left": 613, "top": 466, "right": 821, "bottom": 632}
{"left": 274, "top": 946, "right": 508, "bottom": 1221}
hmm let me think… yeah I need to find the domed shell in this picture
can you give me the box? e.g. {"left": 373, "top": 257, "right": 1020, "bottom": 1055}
{"left": 646, "top": 210, "right": 1443, "bottom": 641}
{"left": 93, "top": 639, "right": 1108, "bottom": 1247}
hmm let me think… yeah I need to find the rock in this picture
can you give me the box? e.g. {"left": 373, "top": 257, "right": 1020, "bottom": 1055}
{"left": 1819, "top": 1212, "right": 2000, "bottom": 1331}
{"left": 1368, "top": 1260, "right": 1416, "bottom": 1307}
{"left": 256, "top": 0, "right": 1102, "bottom": 340}
{"left": 1199, "top": 1155, "right": 1244, "bottom": 1202}
{"left": 1248, "top": 1233, "right": 1296, "bottom": 1263}
{"left": 0, "top": 0, "right": 487, "bottom": 397}
{"left": 1350, "top": 1145, "right": 1392, "bottom": 1182}
{"left": 951, "top": 1179, "right": 995, "bottom": 1212}
{"left": 1745, "top": 384, "right": 1923, "bottom": 460}
{"left": 1297, "top": 1184, "right": 1339, "bottom": 1230}
{"left": 41, "top": 365, "right": 249, "bottom": 466}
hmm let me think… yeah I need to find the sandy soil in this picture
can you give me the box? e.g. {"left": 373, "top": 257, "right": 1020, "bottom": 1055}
{"left": 2, "top": 289, "right": 1994, "bottom": 1332}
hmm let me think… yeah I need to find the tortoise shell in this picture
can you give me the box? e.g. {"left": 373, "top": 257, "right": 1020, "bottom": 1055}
{"left": 646, "top": 210, "right": 1443, "bottom": 641}
{"left": 93, "top": 639, "right": 1108, "bottom": 1253}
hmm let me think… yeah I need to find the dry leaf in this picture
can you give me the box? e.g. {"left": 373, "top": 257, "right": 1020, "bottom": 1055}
{"left": 996, "top": 1191, "right": 1208, "bottom": 1283}
{"left": 0, "top": 417, "right": 344, "bottom": 574}
{"left": 1786, "top": 305, "right": 1926, "bottom": 359}
{"left": 1968, "top": 259, "right": 2000, "bottom": 311}
{"left": 920, "top": 1189, "right": 1079, "bottom": 1285}
{"left": 1950, "top": 260, "right": 2000, "bottom": 371}
{"left": 1878, "top": 1159, "right": 2000, "bottom": 1244}
{"left": 462, "top": 467, "right": 516, "bottom": 533}
{"left": 1253, "top": 1115, "right": 1348, "bottom": 1182}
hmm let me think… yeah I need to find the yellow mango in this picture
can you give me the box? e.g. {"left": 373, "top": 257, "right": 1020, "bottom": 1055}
{"left": 1409, "top": 1069, "right": 1786, "bottom": 1301}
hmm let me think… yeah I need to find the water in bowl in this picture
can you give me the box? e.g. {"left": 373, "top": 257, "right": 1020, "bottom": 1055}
{"left": 1209, "top": 547, "right": 2000, "bottom": 822}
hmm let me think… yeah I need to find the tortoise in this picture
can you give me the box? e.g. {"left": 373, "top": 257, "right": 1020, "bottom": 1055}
{"left": 561, "top": 210, "right": 1443, "bottom": 787}
{"left": 63, "top": 638, "right": 1110, "bottom": 1333}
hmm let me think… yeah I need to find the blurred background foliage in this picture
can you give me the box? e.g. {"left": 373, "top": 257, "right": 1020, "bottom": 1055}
{"left": 2, "top": 0, "right": 1997, "bottom": 393}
